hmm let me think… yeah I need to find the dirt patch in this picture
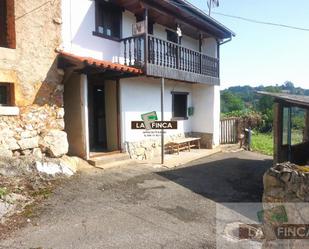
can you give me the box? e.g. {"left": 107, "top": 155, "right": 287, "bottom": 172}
{"left": 0, "top": 156, "right": 76, "bottom": 240}
{"left": 155, "top": 205, "right": 201, "bottom": 223}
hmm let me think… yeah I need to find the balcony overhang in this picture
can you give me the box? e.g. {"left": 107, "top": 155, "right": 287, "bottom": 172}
{"left": 112, "top": 0, "right": 235, "bottom": 40}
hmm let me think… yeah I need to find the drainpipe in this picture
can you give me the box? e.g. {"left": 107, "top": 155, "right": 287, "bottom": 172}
{"left": 219, "top": 36, "right": 232, "bottom": 46}
{"left": 214, "top": 36, "right": 232, "bottom": 78}
{"left": 161, "top": 77, "right": 165, "bottom": 165}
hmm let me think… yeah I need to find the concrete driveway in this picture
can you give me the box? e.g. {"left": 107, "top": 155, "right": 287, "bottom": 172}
{"left": 0, "top": 151, "right": 272, "bottom": 249}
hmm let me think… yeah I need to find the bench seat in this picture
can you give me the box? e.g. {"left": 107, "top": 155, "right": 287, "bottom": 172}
{"left": 165, "top": 137, "right": 201, "bottom": 154}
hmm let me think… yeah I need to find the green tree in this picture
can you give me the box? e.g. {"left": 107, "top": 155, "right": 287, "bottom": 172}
{"left": 221, "top": 91, "right": 245, "bottom": 113}
{"left": 256, "top": 86, "right": 281, "bottom": 132}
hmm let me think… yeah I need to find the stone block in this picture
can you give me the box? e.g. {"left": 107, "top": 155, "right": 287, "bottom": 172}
{"left": 39, "top": 130, "right": 68, "bottom": 158}
{"left": 18, "top": 136, "right": 39, "bottom": 150}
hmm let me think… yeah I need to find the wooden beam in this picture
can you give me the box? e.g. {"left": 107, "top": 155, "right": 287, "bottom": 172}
{"left": 273, "top": 103, "right": 283, "bottom": 165}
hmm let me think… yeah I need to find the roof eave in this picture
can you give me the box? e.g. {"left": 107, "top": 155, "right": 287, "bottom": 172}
{"left": 176, "top": 0, "right": 236, "bottom": 39}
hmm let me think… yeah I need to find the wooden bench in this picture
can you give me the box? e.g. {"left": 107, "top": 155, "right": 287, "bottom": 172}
{"left": 165, "top": 137, "right": 201, "bottom": 155}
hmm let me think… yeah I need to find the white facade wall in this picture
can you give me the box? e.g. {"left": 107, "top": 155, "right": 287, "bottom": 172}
{"left": 153, "top": 24, "right": 199, "bottom": 51}
{"left": 61, "top": 0, "right": 136, "bottom": 61}
{"left": 61, "top": 0, "right": 221, "bottom": 151}
{"left": 119, "top": 77, "right": 193, "bottom": 146}
{"left": 191, "top": 84, "right": 220, "bottom": 146}
{"left": 61, "top": 0, "right": 204, "bottom": 61}
{"left": 202, "top": 37, "right": 218, "bottom": 58}
{"left": 119, "top": 77, "right": 220, "bottom": 148}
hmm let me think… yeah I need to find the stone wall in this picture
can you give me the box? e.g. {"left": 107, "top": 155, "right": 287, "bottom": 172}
{"left": 263, "top": 162, "right": 309, "bottom": 203}
{"left": 126, "top": 132, "right": 213, "bottom": 160}
{"left": 0, "top": 0, "right": 63, "bottom": 107}
{"left": 0, "top": 105, "right": 68, "bottom": 158}
{"left": 0, "top": 1, "right": 67, "bottom": 159}
{"left": 262, "top": 162, "right": 309, "bottom": 248}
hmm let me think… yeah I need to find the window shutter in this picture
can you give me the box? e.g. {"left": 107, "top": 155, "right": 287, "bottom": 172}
{"left": 6, "top": 0, "right": 16, "bottom": 49}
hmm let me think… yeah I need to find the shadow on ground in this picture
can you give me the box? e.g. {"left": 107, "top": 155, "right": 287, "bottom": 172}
{"left": 157, "top": 155, "right": 272, "bottom": 203}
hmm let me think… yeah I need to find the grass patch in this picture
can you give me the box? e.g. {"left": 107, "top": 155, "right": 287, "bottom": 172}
{"left": 30, "top": 188, "right": 53, "bottom": 199}
{"left": 251, "top": 133, "right": 273, "bottom": 156}
{"left": 0, "top": 187, "right": 8, "bottom": 199}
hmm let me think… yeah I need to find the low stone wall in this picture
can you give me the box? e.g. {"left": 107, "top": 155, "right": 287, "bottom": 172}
{"left": 262, "top": 162, "right": 309, "bottom": 248}
{"left": 0, "top": 105, "right": 68, "bottom": 158}
{"left": 189, "top": 132, "right": 213, "bottom": 149}
{"left": 126, "top": 132, "right": 213, "bottom": 160}
{"left": 263, "top": 162, "right": 309, "bottom": 203}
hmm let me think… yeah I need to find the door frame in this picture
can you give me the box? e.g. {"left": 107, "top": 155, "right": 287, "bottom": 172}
{"left": 86, "top": 75, "right": 122, "bottom": 157}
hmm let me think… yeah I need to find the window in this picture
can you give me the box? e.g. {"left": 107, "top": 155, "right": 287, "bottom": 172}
{"left": 282, "top": 106, "right": 306, "bottom": 145}
{"left": 94, "top": 1, "right": 122, "bottom": 40}
{"left": 166, "top": 29, "right": 181, "bottom": 44}
{"left": 0, "top": 0, "right": 16, "bottom": 48}
{"left": 172, "top": 92, "right": 188, "bottom": 120}
{"left": 0, "top": 83, "right": 14, "bottom": 106}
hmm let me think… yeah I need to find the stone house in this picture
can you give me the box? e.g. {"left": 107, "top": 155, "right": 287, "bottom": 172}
{"left": 0, "top": 0, "right": 234, "bottom": 161}
{"left": 0, "top": 0, "right": 67, "bottom": 158}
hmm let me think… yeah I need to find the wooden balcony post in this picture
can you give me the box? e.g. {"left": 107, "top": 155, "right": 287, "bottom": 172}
{"left": 199, "top": 34, "right": 202, "bottom": 74}
{"left": 217, "top": 39, "right": 220, "bottom": 78}
{"left": 144, "top": 8, "right": 149, "bottom": 71}
{"left": 176, "top": 45, "right": 180, "bottom": 70}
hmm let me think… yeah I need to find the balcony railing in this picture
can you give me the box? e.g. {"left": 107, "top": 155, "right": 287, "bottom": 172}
{"left": 121, "top": 34, "right": 219, "bottom": 79}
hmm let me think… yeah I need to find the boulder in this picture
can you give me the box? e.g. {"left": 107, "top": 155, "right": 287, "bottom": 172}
{"left": 35, "top": 161, "right": 74, "bottom": 177}
{"left": 39, "top": 130, "right": 68, "bottom": 158}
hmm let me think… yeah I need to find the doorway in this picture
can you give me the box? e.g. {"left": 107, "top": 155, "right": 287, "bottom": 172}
{"left": 92, "top": 85, "right": 107, "bottom": 151}
{"left": 88, "top": 76, "right": 119, "bottom": 154}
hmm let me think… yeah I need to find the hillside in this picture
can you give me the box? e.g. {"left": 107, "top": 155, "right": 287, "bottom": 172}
{"left": 221, "top": 81, "right": 309, "bottom": 114}
{"left": 221, "top": 82, "right": 309, "bottom": 132}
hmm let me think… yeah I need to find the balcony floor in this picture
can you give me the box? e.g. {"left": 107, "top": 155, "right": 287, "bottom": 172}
{"left": 146, "top": 63, "right": 220, "bottom": 85}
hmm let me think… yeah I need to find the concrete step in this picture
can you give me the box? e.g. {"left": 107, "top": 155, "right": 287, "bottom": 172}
{"left": 88, "top": 153, "right": 131, "bottom": 168}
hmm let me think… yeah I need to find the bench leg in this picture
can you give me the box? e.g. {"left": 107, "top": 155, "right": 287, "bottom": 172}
{"left": 198, "top": 140, "right": 201, "bottom": 149}
{"left": 188, "top": 142, "right": 190, "bottom": 152}
{"left": 177, "top": 144, "right": 180, "bottom": 155}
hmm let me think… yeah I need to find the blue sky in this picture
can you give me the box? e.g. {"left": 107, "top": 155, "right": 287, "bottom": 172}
{"left": 189, "top": 0, "right": 309, "bottom": 89}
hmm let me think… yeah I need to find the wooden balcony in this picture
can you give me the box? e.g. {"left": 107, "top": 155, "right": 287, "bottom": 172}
{"left": 121, "top": 34, "right": 220, "bottom": 85}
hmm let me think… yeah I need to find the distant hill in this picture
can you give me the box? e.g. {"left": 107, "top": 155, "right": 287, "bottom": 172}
{"left": 221, "top": 82, "right": 309, "bottom": 131}
{"left": 221, "top": 82, "right": 309, "bottom": 113}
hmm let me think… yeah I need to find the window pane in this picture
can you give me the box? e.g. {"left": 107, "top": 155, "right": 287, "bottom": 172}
{"left": 0, "top": 0, "right": 6, "bottom": 47}
{"left": 167, "top": 30, "right": 178, "bottom": 44}
{"left": 291, "top": 107, "right": 305, "bottom": 145}
{"left": 98, "top": 3, "right": 120, "bottom": 38}
{"left": 283, "top": 107, "right": 306, "bottom": 145}
{"left": 173, "top": 94, "right": 187, "bottom": 118}
{"left": 282, "top": 107, "right": 289, "bottom": 145}
{"left": 0, "top": 85, "right": 8, "bottom": 105}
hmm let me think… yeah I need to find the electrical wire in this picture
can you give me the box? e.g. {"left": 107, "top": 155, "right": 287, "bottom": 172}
{"left": 165, "top": 0, "right": 309, "bottom": 32}
{"left": 212, "top": 12, "right": 309, "bottom": 32}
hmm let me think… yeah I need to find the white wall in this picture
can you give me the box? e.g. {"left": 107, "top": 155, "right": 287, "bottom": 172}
{"left": 119, "top": 77, "right": 193, "bottom": 146}
{"left": 61, "top": 1, "right": 204, "bottom": 62}
{"left": 191, "top": 84, "right": 220, "bottom": 146}
{"left": 119, "top": 77, "right": 220, "bottom": 148}
{"left": 153, "top": 24, "right": 199, "bottom": 51}
{"left": 61, "top": 0, "right": 135, "bottom": 62}
{"left": 202, "top": 37, "right": 218, "bottom": 58}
